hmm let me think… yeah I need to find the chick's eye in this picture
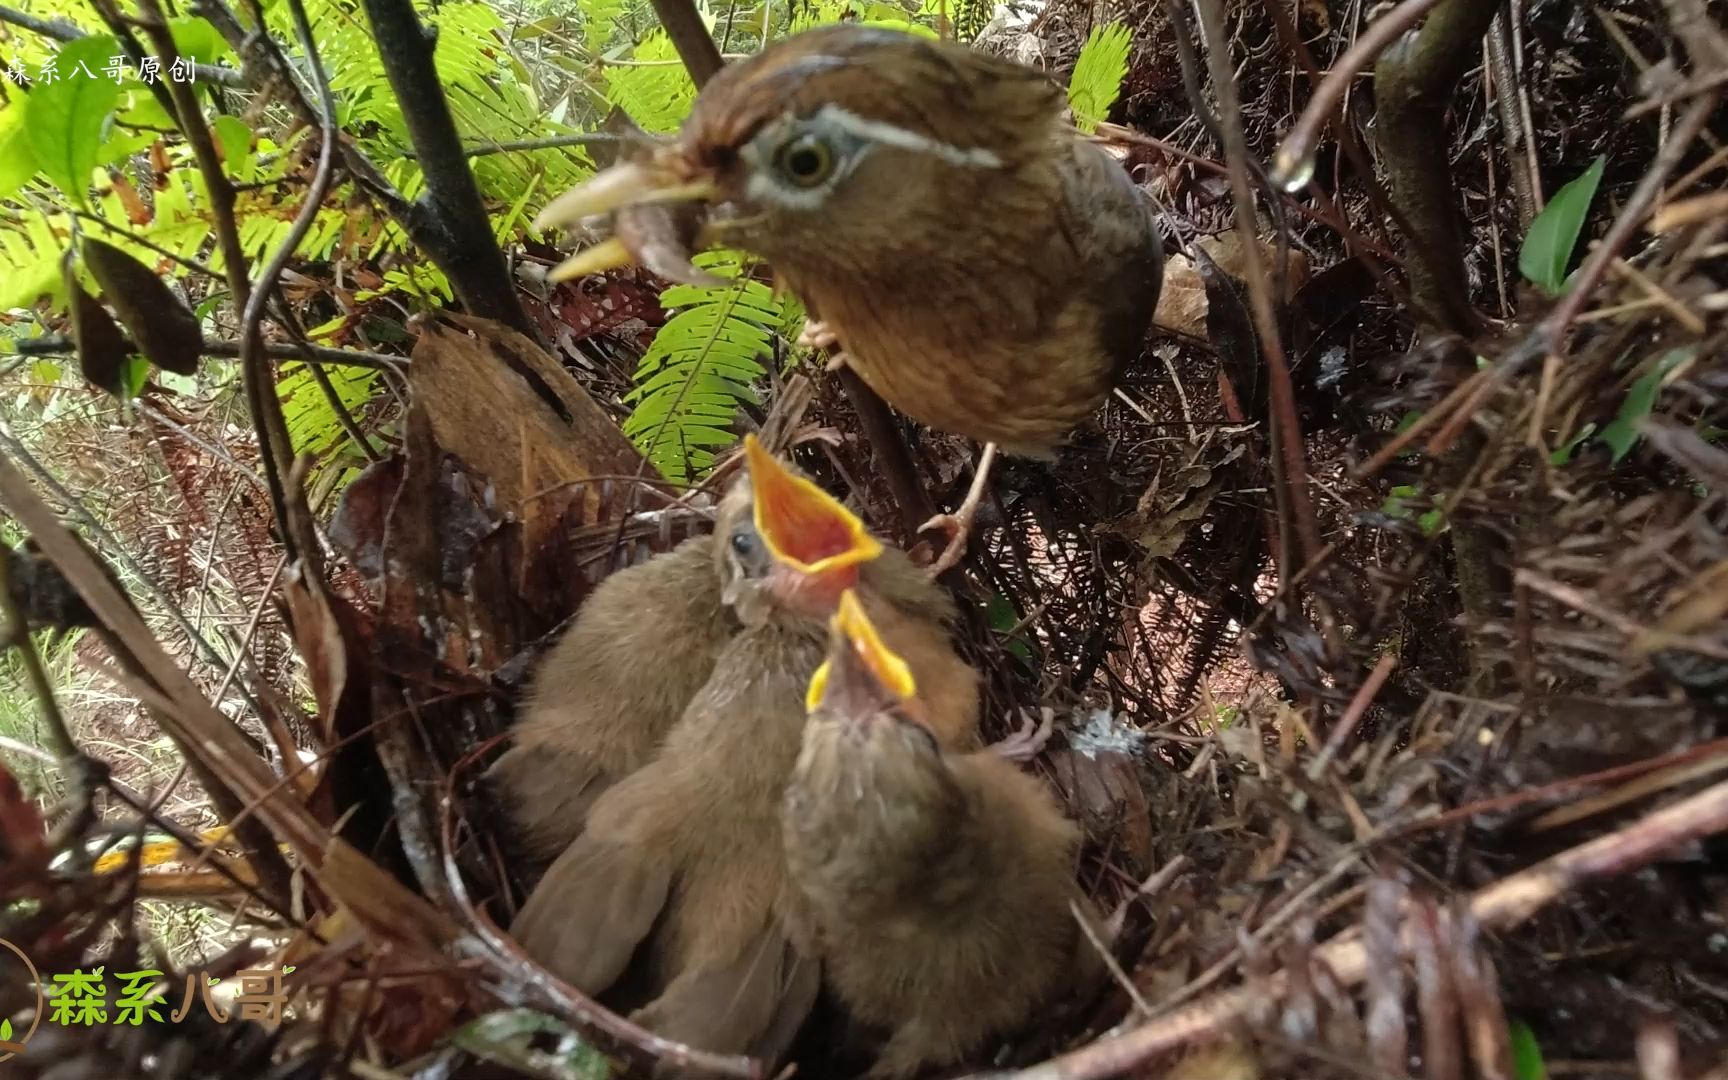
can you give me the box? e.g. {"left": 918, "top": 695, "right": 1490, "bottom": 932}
{"left": 775, "top": 134, "right": 835, "bottom": 188}
{"left": 730, "top": 528, "right": 761, "bottom": 560}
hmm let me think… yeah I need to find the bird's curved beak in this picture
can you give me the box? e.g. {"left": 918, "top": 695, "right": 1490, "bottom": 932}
{"left": 806, "top": 590, "right": 918, "bottom": 713}
{"left": 744, "top": 434, "right": 883, "bottom": 578}
{"left": 534, "top": 159, "right": 725, "bottom": 284}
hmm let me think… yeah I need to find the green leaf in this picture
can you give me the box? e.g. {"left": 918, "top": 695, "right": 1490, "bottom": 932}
{"left": 985, "top": 592, "right": 1033, "bottom": 663}
{"left": 0, "top": 98, "right": 39, "bottom": 203}
{"left": 1067, "top": 23, "right": 1133, "bottom": 134}
{"left": 1519, "top": 155, "right": 1605, "bottom": 296}
{"left": 1509, "top": 1021, "right": 1546, "bottom": 1080}
{"left": 1548, "top": 422, "right": 1596, "bottom": 466}
{"left": 119, "top": 354, "right": 151, "bottom": 398}
{"left": 213, "top": 116, "right": 253, "bottom": 182}
{"left": 1598, "top": 345, "right": 1695, "bottom": 464}
{"left": 169, "top": 16, "right": 230, "bottom": 64}
{"left": 24, "top": 35, "right": 124, "bottom": 210}
{"left": 2, "top": 1016, "right": 13, "bottom": 1040}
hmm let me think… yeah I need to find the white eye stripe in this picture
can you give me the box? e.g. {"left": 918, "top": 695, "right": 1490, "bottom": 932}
{"left": 807, "top": 104, "right": 1002, "bottom": 170}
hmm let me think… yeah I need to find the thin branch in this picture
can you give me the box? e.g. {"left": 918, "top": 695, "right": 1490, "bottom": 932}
{"left": 130, "top": 0, "right": 299, "bottom": 564}
{"left": 0, "top": 3, "right": 243, "bottom": 84}
{"left": 9, "top": 333, "right": 405, "bottom": 370}
{"left": 356, "top": 0, "right": 535, "bottom": 335}
{"left": 434, "top": 133, "right": 633, "bottom": 158}
{"left": 1270, "top": 0, "right": 1461, "bottom": 189}
{"left": 1191, "top": 0, "right": 1323, "bottom": 571}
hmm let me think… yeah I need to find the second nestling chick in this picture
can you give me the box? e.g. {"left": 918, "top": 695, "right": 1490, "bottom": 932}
{"left": 489, "top": 530, "right": 737, "bottom": 863}
{"left": 784, "top": 591, "right": 1103, "bottom": 1080}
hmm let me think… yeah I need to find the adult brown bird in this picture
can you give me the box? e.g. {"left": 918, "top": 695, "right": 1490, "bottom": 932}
{"left": 491, "top": 435, "right": 983, "bottom": 863}
{"left": 533, "top": 24, "right": 1165, "bottom": 572}
{"left": 784, "top": 590, "right": 1103, "bottom": 1079}
{"left": 509, "top": 436, "right": 981, "bottom": 1062}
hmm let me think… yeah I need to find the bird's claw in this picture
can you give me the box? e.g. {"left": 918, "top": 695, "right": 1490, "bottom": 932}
{"left": 987, "top": 707, "right": 1055, "bottom": 764}
{"left": 917, "top": 511, "right": 970, "bottom": 577}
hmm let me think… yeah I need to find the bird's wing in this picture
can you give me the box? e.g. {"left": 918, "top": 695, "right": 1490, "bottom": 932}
{"left": 633, "top": 923, "right": 821, "bottom": 1068}
{"left": 509, "top": 830, "right": 672, "bottom": 994}
{"left": 1055, "top": 138, "right": 1165, "bottom": 373}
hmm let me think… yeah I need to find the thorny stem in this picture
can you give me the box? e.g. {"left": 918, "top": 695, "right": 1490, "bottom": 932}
{"left": 1190, "top": 0, "right": 1324, "bottom": 573}
{"left": 0, "top": 421, "right": 270, "bottom": 720}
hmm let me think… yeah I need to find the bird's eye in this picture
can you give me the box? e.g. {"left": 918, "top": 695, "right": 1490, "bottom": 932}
{"left": 775, "top": 134, "right": 836, "bottom": 189}
{"left": 730, "top": 529, "right": 760, "bottom": 559}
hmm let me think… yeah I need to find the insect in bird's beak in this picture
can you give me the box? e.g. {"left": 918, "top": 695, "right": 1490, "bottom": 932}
{"left": 744, "top": 434, "right": 883, "bottom": 579}
{"left": 535, "top": 159, "right": 727, "bottom": 286}
{"left": 806, "top": 589, "right": 918, "bottom": 714}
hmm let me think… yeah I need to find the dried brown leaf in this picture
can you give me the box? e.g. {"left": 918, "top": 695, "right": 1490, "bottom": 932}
{"left": 64, "top": 258, "right": 134, "bottom": 398}
{"left": 81, "top": 237, "right": 202, "bottom": 376}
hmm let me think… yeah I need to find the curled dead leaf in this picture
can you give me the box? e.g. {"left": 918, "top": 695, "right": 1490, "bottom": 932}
{"left": 64, "top": 256, "right": 135, "bottom": 398}
{"left": 80, "top": 237, "right": 203, "bottom": 375}
{"left": 1153, "top": 232, "right": 1312, "bottom": 337}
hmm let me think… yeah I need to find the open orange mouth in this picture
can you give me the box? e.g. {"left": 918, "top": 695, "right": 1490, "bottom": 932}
{"left": 807, "top": 590, "right": 919, "bottom": 712}
{"left": 744, "top": 435, "right": 882, "bottom": 576}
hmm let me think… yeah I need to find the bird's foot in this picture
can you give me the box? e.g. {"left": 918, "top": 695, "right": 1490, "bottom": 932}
{"left": 987, "top": 707, "right": 1055, "bottom": 763}
{"left": 797, "top": 317, "right": 840, "bottom": 351}
{"left": 918, "top": 443, "right": 999, "bottom": 577}
{"left": 917, "top": 509, "right": 972, "bottom": 577}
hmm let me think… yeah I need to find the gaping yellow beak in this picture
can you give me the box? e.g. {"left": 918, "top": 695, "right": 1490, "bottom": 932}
{"left": 806, "top": 589, "right": 919, "bottom": 712}
{"left": 534, "top": 160, "right": 722, "bottom": 283}
{"left": 744, "top": 434, "right": 883, "bottom": 578}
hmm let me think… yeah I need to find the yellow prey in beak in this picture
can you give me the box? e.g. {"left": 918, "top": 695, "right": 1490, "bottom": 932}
{"left": 534, "top": 160, "right": 726, "bottom": 286}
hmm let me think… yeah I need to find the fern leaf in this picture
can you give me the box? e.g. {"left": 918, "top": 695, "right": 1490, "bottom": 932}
{"left": 623, "top": 251, "right": 789, "bottom": 483}
{"left": 584, "top": 0, "right": 628, "bottom": 50}
{"left": 606, "top": 32, "right": 699, "bottom": 133}
{"left": 1067, "top": 22, "right": 1132, "bottom": 134}
{"left": 0, "top": 215, "right": 68, "bottom": 311}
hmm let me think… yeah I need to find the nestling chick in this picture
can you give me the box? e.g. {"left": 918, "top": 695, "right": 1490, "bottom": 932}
{"left": 488, "top": 531, "right": 737, "bottom": 862}
{"left": 491, "top": 439, "right": 980, "bottom": 862}
{"left": 509, "top": 437, "right": 980, "bottom": 1063}
{"left": 785, "top": 591, "right": 1103, "bottom": 1080}
{"left": 535, "top": 24, "right": 1165, "bottom": 458}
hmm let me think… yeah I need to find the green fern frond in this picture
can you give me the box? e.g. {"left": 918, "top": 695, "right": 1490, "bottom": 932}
{"left": 1067, "top": 22, "right": 1132, "bottom": 133}
{"left": 623, "top": 251, "right": 790, "bottom": 482}
{"left": 584, "top": 0, "right": 628, "bottom": 49}
{"left": 0, "top": 214, "right": 67, "bottom": 311}
{"left": 606, "top": 32, "right": 699, "bottom": 133}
